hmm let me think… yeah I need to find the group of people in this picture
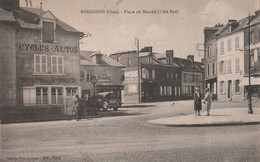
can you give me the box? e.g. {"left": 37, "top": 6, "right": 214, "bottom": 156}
{"left": 74, "top": 95, "right": 99, "bottom": 120}
{"left": 194, "top": 87, "right": 212, "bottom": 116}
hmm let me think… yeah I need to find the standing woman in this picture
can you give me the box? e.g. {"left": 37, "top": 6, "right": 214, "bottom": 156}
{"left": 204, "top": 88, "right": 212, "bottom": 116}
{"left": 194, "top": 87, "right": 202, "bottom": 116}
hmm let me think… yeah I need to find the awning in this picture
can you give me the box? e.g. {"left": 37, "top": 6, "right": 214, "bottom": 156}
{"left": 239, "top": 77, "right": 260, "bottom": 86}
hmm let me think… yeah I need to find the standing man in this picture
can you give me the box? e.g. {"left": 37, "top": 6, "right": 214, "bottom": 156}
{"left": 194, "top": 87, "right": 202, "bottom": 116}
{"left": 74, "top": 95, "right": 85, "bottom": 120}
{"left": 203, "top": 88, "right": 212, "bottom": 116}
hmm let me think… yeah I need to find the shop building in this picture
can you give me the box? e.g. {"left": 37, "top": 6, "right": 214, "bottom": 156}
{"left": 0, "top": 1, "right": 83, "bottom": 121}
{"left": 80, "top": 51, "right": 124, "bottom": 105}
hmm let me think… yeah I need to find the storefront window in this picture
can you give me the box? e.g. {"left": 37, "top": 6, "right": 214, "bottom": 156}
{"left": 52, "top": 87, "right": 63, "bottom": 104}
{"left": 36, "top": 87, "right": 48, "bottom": 104}
{"left": 66, "top": 88, "right": 77, "bottom": 97}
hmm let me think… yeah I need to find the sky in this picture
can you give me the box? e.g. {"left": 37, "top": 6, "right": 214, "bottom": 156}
{"left": 20, "top": 0, "right": 257, "bottom": 61}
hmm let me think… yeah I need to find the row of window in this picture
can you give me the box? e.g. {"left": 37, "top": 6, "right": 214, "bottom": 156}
{"left": 182, "top": 86, "right": 201, "bottom": 95}
{"left": 23, "top": 86, "right": 78, "bottom": 105}
{"left": 34, "top": 54, "right": 64, "bottom": 74}
{"left": 207, "top": 62, "right": 215, "bottom": 76}
{"left": 219, "top": 80, "right": 241, "bottom": 94}
{"left": 219, "top": 58, "right": 240, "bottom": 75}
{"left": 220, "top": 36, "right": 240, "bottom": 54}
{"left": 159, "top": 86, "right": 181, "bottom": 96}
{"left": 141, "top": 68, "right": 179, "bottom": 81}
{"left": 80, "top": 70, "right": 93, "bottom": 81}
{"left": 183, "top": 73, "right": 201, "bottom": 82}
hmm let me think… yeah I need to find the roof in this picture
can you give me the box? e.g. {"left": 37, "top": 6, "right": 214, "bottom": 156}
{"left": 250, "top": 15, "right": 260, "bottom": 26}
{"left": 0, "top": 8, "right": 16, "bottom": 22}
{"left": 173, "top": 57, "right": 203, "bottom": 72}
{"left": 139, "top": 52, "right": 150, "bottom": 57}
{"left": 9, "top": 7, "right": 82, "bottom": 34}
{"left": 80, "top": 51, "right": 124, "bottom": 67}
{"left": 154, "top": 53, "right": 166, "bottom": 59}
{"left": 217, "top": 17, "right": 248, "bottom": 38}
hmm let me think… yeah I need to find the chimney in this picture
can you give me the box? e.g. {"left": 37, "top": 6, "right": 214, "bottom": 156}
{"left": 187, "top": 55, "right": 194, "bottom": 62}
{"left": 204, "top": 27, "right": 219, "bottom": 42}
{"left": 228, "top": 19, "right": 239, "bottom": 32}
{"left": 166, "top": 50, "right": 174, "bottom": 58}
{"left": 91, "top": 51, "right": 102, "bottom": 64}
{"left": 141, "top": 46, "right": 152, "bottom": 53}
{"left": 0, "top": 0, "right": 20, "bottom": 11}
{"left": 40, "top": 2, "right": 42, "bottom": 10}
{"left": 228, "top": 19, "right": 237, "bottom": 24}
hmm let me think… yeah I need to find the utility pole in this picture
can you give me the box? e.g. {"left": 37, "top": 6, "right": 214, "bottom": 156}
{"left": 135, "top": 38, "right": 141, "bottom": 103}
{"left": 248, "top": 13, "right": 253, "bottom": 114}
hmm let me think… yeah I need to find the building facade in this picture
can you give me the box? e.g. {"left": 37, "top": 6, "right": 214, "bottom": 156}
{"left": 110, "top": 47, "right": 182, "bottom": 103}
{"left": 204, "top": 25, "right": 223, "bottom": 100}
{"left": 217, "top": 19, "right": 247, "bottom": 101}
{"left": 173, "top": 55, "right": 204, "bottom": 98}
{"left": 0, "top": 1, "right": 83, "bottom": 121}
{"left": 241, "top": 10, "right": 260, "bottom": 101}
{"left": 80, "top": 51, "right": 124, "bottom": 105}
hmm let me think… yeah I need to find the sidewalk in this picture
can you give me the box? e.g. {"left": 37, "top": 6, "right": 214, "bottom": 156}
{"left": 148, "top": 108, "right": 260, "bottom": 127}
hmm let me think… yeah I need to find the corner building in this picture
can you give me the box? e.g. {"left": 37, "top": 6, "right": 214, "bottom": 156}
{"left": 0, "top": 1, "right": 83, "bottom": 121}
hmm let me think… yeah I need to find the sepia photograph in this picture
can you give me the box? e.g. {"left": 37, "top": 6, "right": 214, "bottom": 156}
{"left": 0, "top": 0, "right": 260, "bottom": 161}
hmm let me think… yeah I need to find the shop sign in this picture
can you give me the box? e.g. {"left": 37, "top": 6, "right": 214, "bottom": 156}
{"left": 18, "top": 43, "right": 79, "bottom": 54}
{"left": 20, "top": 77, "right": 76, "bottom": 84}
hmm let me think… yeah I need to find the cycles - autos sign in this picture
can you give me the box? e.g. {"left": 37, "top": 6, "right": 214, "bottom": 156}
{"left": 18, "top": 43, "right": 79, "bottom": 54}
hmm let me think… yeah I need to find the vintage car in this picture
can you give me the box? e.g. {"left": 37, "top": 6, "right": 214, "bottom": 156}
{"left": 97, "top": 92, "right": 119, "bottom": 111}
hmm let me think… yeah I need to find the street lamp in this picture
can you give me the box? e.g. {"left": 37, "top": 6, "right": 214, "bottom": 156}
{"left": 135, "top": 38, "right": 141, "bottom": 103}
{"left": 248, "top": 14, "right": 253, "bottom": 114}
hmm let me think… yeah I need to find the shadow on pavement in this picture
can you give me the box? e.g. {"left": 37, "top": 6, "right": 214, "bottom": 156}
{"left": 121, "top": 105, "right": 155, "bottom": 108}
{"left": 97, "top": 110, "right": 145, "bottom": 118}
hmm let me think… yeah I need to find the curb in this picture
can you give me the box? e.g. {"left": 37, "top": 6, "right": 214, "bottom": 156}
{"left": 149, "top": 121, "right": 260, "bottom": 127}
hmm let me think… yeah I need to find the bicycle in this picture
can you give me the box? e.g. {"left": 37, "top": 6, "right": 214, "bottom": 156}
{"left": 66, "top": 104, "right": 98, "bottom": 120}
{"left": 66, "top": 105, "right": 78, "bottom": 120}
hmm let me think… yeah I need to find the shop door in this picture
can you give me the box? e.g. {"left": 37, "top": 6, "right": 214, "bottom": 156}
{"left": 228, "top": 80, "right": 232, "bottom": 98}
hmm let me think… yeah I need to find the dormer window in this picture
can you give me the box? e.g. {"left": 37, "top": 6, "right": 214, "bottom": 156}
{"left": 167, "top": 58, "right": 172, "bottom": 64}
{"left": 42, "top": 21, "right": 55, "bottom": 43}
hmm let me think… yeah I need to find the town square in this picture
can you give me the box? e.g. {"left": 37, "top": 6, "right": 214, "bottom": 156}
{"left": 0, "top": 0, "right": 260, "bottom": 161}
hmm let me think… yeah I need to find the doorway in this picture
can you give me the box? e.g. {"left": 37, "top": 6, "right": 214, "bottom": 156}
{"left": 228, "top": 80, "right": 232, "bottom": 98}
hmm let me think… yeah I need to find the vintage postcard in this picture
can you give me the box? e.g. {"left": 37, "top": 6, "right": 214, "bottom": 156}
{"left": 0, "top": 0, "right": 259, "bottom": 161}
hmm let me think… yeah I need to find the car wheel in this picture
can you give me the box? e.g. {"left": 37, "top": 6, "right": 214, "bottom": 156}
{"left": 113, "top": 107, "right": 118, "bottom": 111}
{"left": 102, "top": 103, "right": 108, "bottom": 111}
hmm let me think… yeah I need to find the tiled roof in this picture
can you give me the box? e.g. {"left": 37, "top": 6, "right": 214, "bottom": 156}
{"left": 0, "top": 8, "right": 16, "bottom": 22}
{"left": 250, "top": 15, "right": 260, "bottom": 26}
{"left": 101, "top": 55, "right": 124, "bottom": 67}
{"left": 80, "top": 51, "right": 124, "bottom": 67}
{"left": 154, "top": 53, "right": 166, "bottom": 59}
{"left": 11, "top": 7, "right": 82, "bottom": 33}
{"left": 139, "top": 52, "right": 150, "bottom": 57}
{"left": 218, "top": 17, "right": 248, "bottom": 38}
{"left": 173, "top": 57, "right": 203, "bottom": 72}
